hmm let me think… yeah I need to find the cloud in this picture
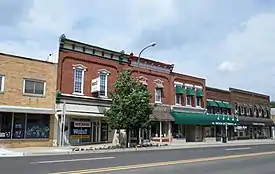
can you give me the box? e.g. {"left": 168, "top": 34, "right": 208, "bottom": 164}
{"left": 218, "top": 61, "right": 237, "bottom": 73}
{"left": 1, "top": 0, "right": 275, "bottom": 99}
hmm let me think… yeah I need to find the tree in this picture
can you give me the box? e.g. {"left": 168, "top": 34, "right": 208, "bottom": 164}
{"left": 104, "top": 69, "right": 153, "bottom": 147}
{"left": 270, "top": 101, "right": 275, "bottom": 108}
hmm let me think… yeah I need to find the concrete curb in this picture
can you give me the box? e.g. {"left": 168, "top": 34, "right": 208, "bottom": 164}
{"left": 22, "top": 141, "right": 275, "bottom": 157}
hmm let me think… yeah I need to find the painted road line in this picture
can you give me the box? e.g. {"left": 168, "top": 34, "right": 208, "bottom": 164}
{"left": 49, "top": 151, "right": 275, "bottom": 174}
{"left": 30, "top": 156, "right": 115, "bottom": 164}
{"left": 225, "top": 147, "right": 251, "bottom": 151}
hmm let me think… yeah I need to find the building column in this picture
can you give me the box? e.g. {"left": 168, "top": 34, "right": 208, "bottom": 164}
{"left": 159, "top": 121, "right": 162, "bottom": 144}
{"left": 98, "top": 120, "right": 101, "bottom": 143}
{"left": 168, "top": 121, "right": 172, "bottom": 145}
{"left": 53, "top": 114, "right": 59, "bottom": 147}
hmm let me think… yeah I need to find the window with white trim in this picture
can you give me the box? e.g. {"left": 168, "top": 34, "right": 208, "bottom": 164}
{"left": 23, "top": 79, "right": 45, "bottom": 95}
{"left": 196, "top": 97, "right": 202, "bottom": 107}
{"left": 73, "top": 66, "right": 85, "bottom": 94}
{"left": 155, "top": 88, "right": 162, "bottom": 103}
{"left": 99, "top": 72, "right": 107, "bottom": 97}
{"left": 247, "top": 107, "right": 251, "bottom": 116}
{"left": 0, "top": 75, "right": 5, "bottom": 92}
{"left": 186, "top": 96, "right": 192, "bottom": 106}
{"left": 175, "top": 94, "right": 182, "bottom": 105}
{"left": 240, "top": 107, "right": 244, "bottom": 115}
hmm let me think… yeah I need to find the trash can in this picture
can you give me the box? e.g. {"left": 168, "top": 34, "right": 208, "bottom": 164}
{"left": 222, "top": 136, "right": 227, "bottom": 143}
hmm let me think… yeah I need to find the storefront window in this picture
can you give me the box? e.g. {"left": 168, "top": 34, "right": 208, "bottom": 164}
{"left": 205, "top": 126, "right": 215, "bottom": 137}
{"left": 0, "top": 112, "right": 12, "bottom": 139}
{"left": 100, "top": 122, "right": 108, "bottom": 142}
{"left": 70, "top": 119, "right": 91, "bottom": 144}
{"left": 13, "top": 113, "right": 26, "bottom": 139}
{"left": 0, "top": 112, "right": 50, "bottom": 140}
{"left": 26, "top": 114, "right": 50, "bottom": 138}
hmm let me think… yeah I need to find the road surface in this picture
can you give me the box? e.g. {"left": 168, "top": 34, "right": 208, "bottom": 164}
{"left": 0, "top": 144, "right": 275, "bottom": 174}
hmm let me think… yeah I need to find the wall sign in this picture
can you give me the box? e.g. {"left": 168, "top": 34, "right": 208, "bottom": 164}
{"left": 252, "top": 122, "right": 265, "bottom": 126}
{"left": 74, "top": 121, "right": 91, "bottom": 128}
{"left": 91, "top": 77, "right": 100, "bottom": 93}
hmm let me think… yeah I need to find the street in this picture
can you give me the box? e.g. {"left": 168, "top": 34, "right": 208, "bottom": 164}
{"left": 0, "top": 144, "right": 275, "bottom": 174}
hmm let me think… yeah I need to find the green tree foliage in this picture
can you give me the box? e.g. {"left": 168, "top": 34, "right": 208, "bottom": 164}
{"left": 270, "top": 101, "right": 275, "bottom": 108}
{"left": 104, "top": 69, "right": 153, "bottom": 131}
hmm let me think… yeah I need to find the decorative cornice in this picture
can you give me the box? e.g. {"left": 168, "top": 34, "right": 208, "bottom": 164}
{"left": 98, "top": 69, "right": 110, "bottom": 75}
{"left": 72, "top": 64, "right": 87, "bottom": 70}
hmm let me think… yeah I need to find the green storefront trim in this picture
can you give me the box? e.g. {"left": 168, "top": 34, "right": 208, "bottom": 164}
{"left": 223, "top": 102, "right": 232, "bottom": 108}
{"left": 207, "top": 100, "right": 218, "bottom": 107}
{"left": 215, "top": 101, "right": 227, "bottom": 108}
{"left": 175, "top": 85, "right": 185, "bottom": 94}
{"left": 171, "top": 111, "right": 238, "bottom": 126}
{"left": 196, "top": 88, "right": 204, "bottom": 97}
{"left": 186, "top": 87, "right": 195, "bottom": 95}
{"left": 207, "top": 114, "right": 238, "bottom": 126}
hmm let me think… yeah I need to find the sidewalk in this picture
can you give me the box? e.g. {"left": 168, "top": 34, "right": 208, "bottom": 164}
{"left": 1, "top": 139, "right": 275, "bottom": 157}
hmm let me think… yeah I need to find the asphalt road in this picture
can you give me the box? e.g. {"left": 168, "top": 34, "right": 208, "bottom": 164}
{"left": 107, "top": 154, "right": 275, "bottom": 174}
{"left": 0, "top": 144, "right": 275, "bottom": 174}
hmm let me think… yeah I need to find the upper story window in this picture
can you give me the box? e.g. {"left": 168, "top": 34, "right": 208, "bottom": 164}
{"left": 98, "top": 69, "right": 110, "bottom": 98}
{"left": 154, "top": 79, "right": 164, "bottom": 103}
{"left": 155, "top": 88, "right": 162, "bottom": 103}
{"left": 195, "top": 87, "right": 203, "bottom": 107}
{"left": 186, "top": 86, "right": 195, "bottom": 106}
{"left": 196, "top": 97, "right": 202, "bottom": 107}
{"left": 99, "top": 72, "right": 107, "bottom": 97}
{"left": 186, "top": 96, "right": 192, "bottom": 106}
{"left": 23, "top": 79, "right": 45, "bottom": 96}
{"left": 240, "top": 106, "right": 244, "bottom": 115}
{"left": 174, "top": 83, "right": 184, "bottom": 105}
{"left": 175, "top": 94, "right": 182, "bottom": 105}
{"left": 73, "top": 64, "right": 87, "bottom": 95}
{"left": 0, "top": 75, "right": 5, "bottom": 93}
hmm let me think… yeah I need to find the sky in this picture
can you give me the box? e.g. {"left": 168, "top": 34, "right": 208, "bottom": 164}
{"left": 1, "top": 0, "right": 275, "bottom": 99}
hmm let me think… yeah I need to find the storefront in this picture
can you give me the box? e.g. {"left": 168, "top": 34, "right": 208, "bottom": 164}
{"left": 149, "top": 108, "right": 175, "bottom": 143}
{"left": 236, "top": 116, "right": 273, "bottom": 140}
{"left": 0, "top": 106, "right": 54, "bottom": 147}
{"left": 171, "top": 110, "right": 238, "bottom": 142}
{"left": 55, "top": 95, "right": 112, "bottom": 146}
{"left": 66, "top": 117, "right": 109, "bottom": 145}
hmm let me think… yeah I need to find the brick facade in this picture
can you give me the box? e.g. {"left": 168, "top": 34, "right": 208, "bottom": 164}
{"left": 0, "top": 53, "right": 57, "bottom": 147}
{"left": 57, "top": 36, "right": 205, "bottom": 106}
{"left": 229, "top": 88, "right": 270, "bottom": 118}
{"left": 0, "top": 53, "right": 57, "bottom": 109}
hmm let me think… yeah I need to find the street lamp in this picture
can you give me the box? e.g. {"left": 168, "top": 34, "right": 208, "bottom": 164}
{"left": 136, "top": 42, "right": 156, "bottom": 146}
{"left": 137, "top": 42, "right": 156, "bottom": 76}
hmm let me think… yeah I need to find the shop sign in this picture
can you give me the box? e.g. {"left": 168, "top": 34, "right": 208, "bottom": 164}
{"left": 252, "top": 122, "right": 265, "bottom": 126}
{"left": 74, "top": 121, "right": 91, "bottom": 128}
{"left": 91, "top": 77, "right": 100, "bottom": 93}
{"left": 70, "top": 121, "right": 91, "bottom": 140}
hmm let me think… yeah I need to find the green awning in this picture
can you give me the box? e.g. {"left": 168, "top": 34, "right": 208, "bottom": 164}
{"left": 209, "top": 114, "right": 238, "bottom": 126}
{"left": 171, "top": 111, "right": 215, "bottom": 125}
{"left": 207, "top": 100, "right": 218, "bottom": 107}
{"left": 223, "top": 102, "right": 232, "bottom": 108}
{"left": 171, "top": 111, "right": 238, "bottom": 126}
{"left": 175, "top": 85, "right": 184, "bottom": 94}
{"left": 186, "top": 87, "right": 195, "bottom": 95}
{"left": 215, "top": 101, "right": 227, "bottom": 108}
{"left": 196, "top": 88, "right": 204, "bottom": 97}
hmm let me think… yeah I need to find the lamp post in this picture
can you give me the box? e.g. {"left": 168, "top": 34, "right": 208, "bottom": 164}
{"left": 137, "top": 42, "right": 156, "bottom": 76}
{"left": 137, "top": 42, "right": 156, "bottom": 146}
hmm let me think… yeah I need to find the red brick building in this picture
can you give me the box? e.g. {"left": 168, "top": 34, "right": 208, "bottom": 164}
{"left": 56, "top": 34, "right": 231, "bottom": 145}
{"left": 205, "top": 87, "right": 237, "bottom": 142}
{"left": 229, "top": 88, "right": 273, "bottom": 140}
